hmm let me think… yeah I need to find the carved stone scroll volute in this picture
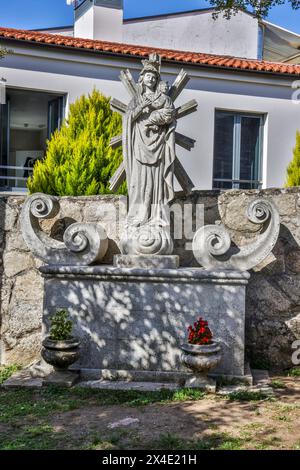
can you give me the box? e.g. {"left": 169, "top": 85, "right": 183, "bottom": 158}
{"left": 21, "top": 193, "right": 108, "bottom": 266}
{"left": 192, "top": 199, "right": 280, "bottom": 271}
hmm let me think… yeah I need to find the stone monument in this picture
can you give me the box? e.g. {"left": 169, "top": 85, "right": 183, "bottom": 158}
{"left": 109, "top": 53, "right": 197, "bottom": 269}
{"left": 21, "top": 54, "right": 281, "bottom": 387}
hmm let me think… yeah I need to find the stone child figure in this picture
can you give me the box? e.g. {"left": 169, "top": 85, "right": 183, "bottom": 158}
{"left": 122, "top": 56, "right": 176, "bottom": 232}
{"left": 144, "top": 81, "right": 171, "bottom": 135}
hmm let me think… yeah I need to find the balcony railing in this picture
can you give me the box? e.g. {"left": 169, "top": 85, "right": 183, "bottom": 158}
{"left": 0, "top": 165, "right": 35, "bottom": 190}
{"left": 213, "top": 178, "right": 262, "bottom": 190}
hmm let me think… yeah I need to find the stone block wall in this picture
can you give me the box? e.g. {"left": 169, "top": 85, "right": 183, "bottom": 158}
{"left": 176, "top": 188, "right": 300, "bottom": 370}
{"left": 0, "top": 196, "right": 43, "bottom": 365}
{"left": 0, "top": 188, "right": 299, "bottom": 370}
{"left": 0, "top": 195, "right": 127, "bottom": 366}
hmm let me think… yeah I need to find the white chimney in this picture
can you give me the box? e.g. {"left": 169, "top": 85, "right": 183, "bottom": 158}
{"left": 74, "top": 0, "right": 123, "bottom": 42}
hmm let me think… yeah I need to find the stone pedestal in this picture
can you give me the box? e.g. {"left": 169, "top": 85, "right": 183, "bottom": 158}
{"left": 39, "top": 266, "right": 250, "bottom": 379}
{"left": 114, "top": 255, "right": 179, "bottom": 269}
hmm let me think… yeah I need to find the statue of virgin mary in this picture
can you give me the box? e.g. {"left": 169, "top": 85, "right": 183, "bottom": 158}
{"left": 122, "top": 54, "right": 177, "bottom": 234}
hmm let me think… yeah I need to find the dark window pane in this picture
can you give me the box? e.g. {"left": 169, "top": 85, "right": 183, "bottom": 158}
{"left": 48, "top": 97, "right": 64, "bottom": 140}
{"left": 240, "top": 117, "right": 261, "bottom": 181}
{"left": 238, "top": 181, "right": 261, "bottom": 190}
{"left": 48, "top": 99, "right": 59, "bottom": 139}
{"left": 213, "top": 113, "right": 234, "bottom": 181}
{"left": 213, "top": 180, "right": 233, "bottom": 189}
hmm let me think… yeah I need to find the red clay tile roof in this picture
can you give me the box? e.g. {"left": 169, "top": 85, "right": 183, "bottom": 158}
{"left": 1, "top": 26, "right": 300, "bottom": 76}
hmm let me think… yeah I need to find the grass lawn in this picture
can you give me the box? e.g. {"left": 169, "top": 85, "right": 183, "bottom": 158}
{"left": 0, "top": 371, "right": 299, "bottom": 450}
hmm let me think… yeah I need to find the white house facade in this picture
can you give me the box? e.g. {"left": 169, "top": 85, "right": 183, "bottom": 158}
{"left": 55, "top": 1, "right": 300, "bottom": 64}
{"left": 0, "top": 2, "right": 300, "bottom": 192}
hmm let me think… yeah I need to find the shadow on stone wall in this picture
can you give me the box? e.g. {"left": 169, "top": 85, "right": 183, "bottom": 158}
{"left": 174, "top": 188, "right": 300, "bottom": 370}
{"left": 246, "top": 224, "right": 300, "bottom": 370}
{"left": 0, "top": 196, "right": 44, "bottom": 366}
{"left": 41, "top": 268, "right": 246, "bottom": 377}
{"left": 172, "top": 190, "right": 222, "bottom": 268}
{"left": 1, "top": 189, "right": 300, "bottom": 370}
{"left": 0, "top": 198, "right": 5, "bottom": 364}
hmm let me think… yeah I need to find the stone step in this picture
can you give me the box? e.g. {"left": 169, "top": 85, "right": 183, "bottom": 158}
{"left": 2, "top": 370, "right": 43, "bottom": 389}
{"left": 76, "top": 380, "right": 180, "bottom": 392}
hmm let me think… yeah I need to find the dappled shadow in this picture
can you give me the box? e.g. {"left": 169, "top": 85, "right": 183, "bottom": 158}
{"left": 172, "top": 191, "right": 222, "bottom": 268}
{"left": 2, "top": 379, "right": 300, "bottom": 449}
{"left": 246, "top": 224, "right": 300, "bottom": 370}
{"left": 0, "top": 197, "right": 5, "bottom": 362}
{"left": 41, "top": 266, "right": 247, "bottom": 377}
{"left": 44, "top": 384, "right": 300, "bottom": 449}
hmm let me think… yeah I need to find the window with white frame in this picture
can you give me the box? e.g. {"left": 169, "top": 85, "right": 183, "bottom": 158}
{"left": 213, "top": 111, "right": 264, "bottom": 190}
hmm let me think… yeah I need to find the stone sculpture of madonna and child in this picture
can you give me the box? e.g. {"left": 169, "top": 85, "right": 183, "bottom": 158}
{"left": 121, "top": 55, "right": 177, "bottom": 258}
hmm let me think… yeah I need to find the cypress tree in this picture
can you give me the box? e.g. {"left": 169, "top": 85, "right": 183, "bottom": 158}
{"left": 27, "top": 89, "right": 125, "bottom": 196}
{"left": 286, "top": 131, "right": 300, "bottom": 187}
{"left": 0, "top": 47, "right": 11, "bottom": 59}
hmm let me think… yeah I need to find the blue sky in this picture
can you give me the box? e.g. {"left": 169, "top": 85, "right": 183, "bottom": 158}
{"left": 0, "top": 0, "right": 299, "bottom": 33}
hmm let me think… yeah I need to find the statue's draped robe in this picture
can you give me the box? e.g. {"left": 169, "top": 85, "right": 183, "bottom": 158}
{"left": 123, "top": 85, "right": 176, "bottom": 227}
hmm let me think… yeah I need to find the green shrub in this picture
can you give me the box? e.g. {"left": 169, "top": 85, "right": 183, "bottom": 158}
{"left": 287, "top": 367, "right": 300, "bottom": 377}
{"left": 0, "top": 47, "right": 8, "bottom": 59}
{"left": 286, "top": 131, "right": 300, "bottom": 187}
{"left": 0, "top": 364, "right": 21, "bottom": 384}
{"left": 270, "top": 380, "right": 285, "bottom": 389}
{"left": 49, "top": 310, "right": 73, "bottom": 341}
{"left": 27, "top": 89, "right": 125, "bottom": 196}
{"left": 227, "top": 390, "right": 272, "bottom": 401}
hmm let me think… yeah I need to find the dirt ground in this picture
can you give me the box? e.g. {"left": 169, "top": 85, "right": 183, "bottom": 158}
{"left": 51, "top": 378, "right": 300, "bottom": 449}
{"left": 1, "top": 375, "right": 300, "bottom": 450}
{"left": 50, "top": 377, "right": 300, "bottom": 450}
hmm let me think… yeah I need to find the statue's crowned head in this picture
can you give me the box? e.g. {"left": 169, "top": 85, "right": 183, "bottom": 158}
{"left": 140, "top": 53, "right": 161, "bottom": 80}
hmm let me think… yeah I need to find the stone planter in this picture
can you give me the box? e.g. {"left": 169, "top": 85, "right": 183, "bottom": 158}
{"left": 41, "top": 337, "right": 80, "bottom": 386}
{"left": 42, "top": 337, "right": 80, "bottom": 370}
{"left": 180, "top": 341, "right": 222, "bottom": 392}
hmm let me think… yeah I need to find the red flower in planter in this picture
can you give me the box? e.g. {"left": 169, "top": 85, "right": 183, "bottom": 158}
{"left": 187, "top": 317, "right": 213, "bottom": 345}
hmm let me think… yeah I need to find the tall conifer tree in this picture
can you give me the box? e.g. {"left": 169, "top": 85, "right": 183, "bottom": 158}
{"left": 286, "top": 131, "right": 300, "bottom": 187}
{"left": 27, "top": 89, "right": 125, "bottom": 196}
{"left": 0, "top": 47, "right": 7, "bottom": 59}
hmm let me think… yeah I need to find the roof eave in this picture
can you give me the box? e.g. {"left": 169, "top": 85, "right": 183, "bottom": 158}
{"left": 0, "top": 35, "right": 299, "bottom": 79}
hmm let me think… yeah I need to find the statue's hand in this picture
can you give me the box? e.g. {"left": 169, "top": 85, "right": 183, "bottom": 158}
{"left": 133, "top": 97, "right": 153, "bottom": 120}
{"left": 142, "top": 96, "right": 152, "bottom": 108}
